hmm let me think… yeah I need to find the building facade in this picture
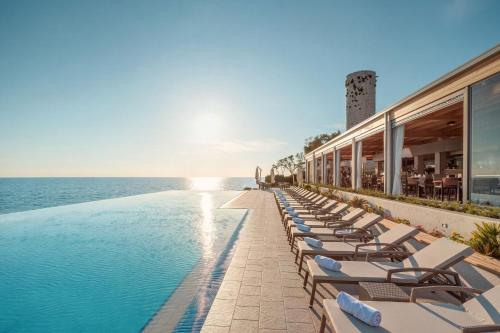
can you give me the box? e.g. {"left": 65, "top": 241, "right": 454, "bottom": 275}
{"left": 305, "top": 45, "right": 500, "bottom": 207}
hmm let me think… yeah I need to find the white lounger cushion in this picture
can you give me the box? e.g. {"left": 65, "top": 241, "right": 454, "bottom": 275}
{"left": 400, "top": 238, "right": 474, "bottom": 280}
{"left": 463, "top": 284, "right": 500, "bottom": 325}
{"left": 323, "top": 299, "right": 484, "bottom": 333}
{"left": 376, "top": 224, "right": 418, "bottom": 244}
{"left": 307, "top": 238, "right": 473, "bottom": 284}
{"left": 297, "top": 224, "right": 417, "bottom": 256}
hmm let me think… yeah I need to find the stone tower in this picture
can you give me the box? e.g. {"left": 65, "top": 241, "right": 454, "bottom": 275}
{"left": 345, "top": 70, "right": 376, "bottom": 130}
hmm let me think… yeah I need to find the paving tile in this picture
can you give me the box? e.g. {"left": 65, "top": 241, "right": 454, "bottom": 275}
{"left": 262, "top": 270, "right": 282, "bottom": 283}
{"left": 233, "top": 306, "right": 260, "bottom": 321}
{"left": 225, "top": 267, "right": 245, "bottom": 281}
{"left": 284, "top": 308, "right": 312, "bottom": 323}
{"left": 246, "top": 265, "right": 264, "bottom": 272}
{"left": 281, "top": 278, "right": 302, "bottom": 288}
{"left": 244, "top": 270, "right": 263, "bottom": 278}
{"left": 283, "top": 296, "right": 309, "bottom": 309}
{"left": 286, "top": 322, "right": 316, "bottom": 333}
{"left": 229, "top": 320, "right": 259, "bottom": 333}
{"left": 246, "top": 259, "right": 263, "bottom": 267}
{"left": 237, "top": 295, "right": 261, "bottom": 307}
{"left": 278, "top": 265, "right": 297, "bottom": 273}
{"left": 260, "top": 283, "right": 283, "bottom": 301}
{"left": 282, "top": 287, "right": 305, "bottom": 298}
{"left": 259, "top": 301, "right": 286, "bottom": 330}
{"left": 217, "top": 281, "right": 241, "bottom": 300}
{"left": 280, "top": 272, "right": 300, "bottom": 281}
{"left": 201, "top": 325, "right": 230, "bottom": 333}
{"left": 242, "top": 276, "right": 262, "bottom": 286}
{"left": 239, "top": 285, "right": 261, "bottom": 296}
{"left": 204, "top": 299, "right": 237, "bottom": 326}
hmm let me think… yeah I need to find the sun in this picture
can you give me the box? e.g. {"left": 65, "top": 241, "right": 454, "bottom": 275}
{"left": 192, "top": 112, "right": 220, "bottom": 139}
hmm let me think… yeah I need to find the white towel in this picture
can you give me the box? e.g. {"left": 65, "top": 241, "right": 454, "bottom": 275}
{"left": 296, "top": 224, "right": 311, "bottom": 232}
{"left": 314, "top": 255, "right": 341, "bottom": 271}
{"left": 336, "top": 291, "right": 382, "bottom": 327}
{"left": 292, "top": 217, "right": 305, "bottom": 224}
{"left": 304, "top": 237, "right": 323, "bottom": 248}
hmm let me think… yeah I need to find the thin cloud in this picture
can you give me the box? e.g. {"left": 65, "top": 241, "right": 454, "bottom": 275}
{"left": 207, "top": 139, "right": 286, "bottom": 153}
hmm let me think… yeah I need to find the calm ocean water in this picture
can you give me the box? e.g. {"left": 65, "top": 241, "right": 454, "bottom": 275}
{"left": 0, "top": 177, "right": 255, "bottom": 214}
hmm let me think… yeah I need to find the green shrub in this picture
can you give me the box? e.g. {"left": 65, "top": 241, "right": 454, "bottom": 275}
{"left": 303, "top": 183, "right": 500, "bottom": 219}
{"left": 393, "top": 217, "right": 411, "bottom": 226}
{"left": 449, "top": 231, "right": 466, "bottom": 244}
{"left": 469, "top": 222, "right": 500, "bottom": 259}
{"left": 349, "top": 196, "right": 368, "bottom": 208}
{"left": 373, "top": 205, "right": 386, "bottom": 216}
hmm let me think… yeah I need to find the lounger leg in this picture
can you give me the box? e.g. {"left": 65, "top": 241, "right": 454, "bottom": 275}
{"left": 319, "top": 313, "right": 327, "bottom": 333}
{"left": 294, "top": 250, "right": 299, "bottom": 263}
{"left": 298, "top": 254, "right": 304, "bottom": 273}
{"left": 303, "top": 271, "right": 309, "bottom": 288}
{"left": 309, "top": 281, "right": 317, "bottom": 307}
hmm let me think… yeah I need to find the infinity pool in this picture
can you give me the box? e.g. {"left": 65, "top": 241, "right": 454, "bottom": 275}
{"left": 0, "top": 190, "right": 246, "bottom": 332}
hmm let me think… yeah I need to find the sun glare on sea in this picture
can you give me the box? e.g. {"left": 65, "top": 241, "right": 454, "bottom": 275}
{"left": 189, "top": 177, "right": 223, "bottom": 191}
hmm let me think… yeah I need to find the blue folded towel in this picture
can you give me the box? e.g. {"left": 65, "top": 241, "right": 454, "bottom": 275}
{"left": 289, "top": 211, "right": 299, "bottom": 217}
{"left": 283, "top": 203, "right": 290, "bottom": 207}
{"left": 314, "top": 255, "right": 341, "bottom": 271}
{"left": 336, "top": 292, "right": 382, "bottom": 327}
{"left": 292, "top": 217, "right": 305, "bottom": 224}
{"left": 304, "top": 237, "right": 323, "bottom": 248}
{"left": 297, "top": 224, "right": 311, "bottom": 232}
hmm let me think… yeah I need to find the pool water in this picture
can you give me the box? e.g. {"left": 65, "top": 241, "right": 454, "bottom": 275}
{"left": 0, "top": 190, "right": 246, "bottom": 332}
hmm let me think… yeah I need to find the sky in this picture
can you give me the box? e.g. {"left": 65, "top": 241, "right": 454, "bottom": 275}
{"left": 0, "top": 0, "right": 499, "bottom": 177}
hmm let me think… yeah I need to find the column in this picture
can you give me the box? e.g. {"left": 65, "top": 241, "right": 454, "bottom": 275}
{"left": 351, "top": 138, "right": 357, "bottom": 190}
{"left": 462, "top": 88, "right": 469, "bottom": 202}
{"left": 334, "top": 149, "right": 341, "bottom": 187}
{"left": 392, "top": 124, "right": 405, "bottom": 195}
{"left": 435, "top": 152, "right": 447, "bottom": 175}
{"left": 305, "top": 160, "right": 309, "bottom": 183}
{"left": 312, "top": 154, "right": 317, "bottom": 183}
{"left": 356, "top": 140, "right": 363, "bottom": 189}
{"left": 384, "top": 112, "right": 393, "bottom": 194}
{"left": 322, "top": 153, "right": 327, "bottom": 185}
{"left": 414, "top": 155, "right": 425, "bottom": 174}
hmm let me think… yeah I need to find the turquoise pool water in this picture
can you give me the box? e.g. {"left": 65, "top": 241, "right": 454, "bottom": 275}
{"left": 0, "top": 190, "right": 246, "bottom": 332}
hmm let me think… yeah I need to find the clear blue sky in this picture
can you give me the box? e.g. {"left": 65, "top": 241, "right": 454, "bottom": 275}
{"left": 1, "top": 0, "right": 498, "bottom": 177}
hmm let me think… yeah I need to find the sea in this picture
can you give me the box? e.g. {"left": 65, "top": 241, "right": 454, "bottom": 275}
{"left": 0, "top": 177, "right": 256, "bottom": 214}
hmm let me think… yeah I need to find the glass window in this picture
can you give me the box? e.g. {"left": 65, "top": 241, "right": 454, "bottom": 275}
{"left": 470, "top": 73, "right": 500, "bottom": 206}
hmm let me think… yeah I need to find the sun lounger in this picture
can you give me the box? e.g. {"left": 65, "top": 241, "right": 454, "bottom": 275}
{"left": 304, "top": 238, "right": 474, "bottom": 306}
{"left": 280, "top": 195, "right": 327, "bottom": 210}
{"left": 289, "top": 211, "right": 379, "bottom": 250}
{"left": 284, "top": 200, "right": 337, "bottom": 216}
{"left": 295, "top": 224, "right": 419, "bottom": 272}
{"left": 282, "top": 202, "right": 348, "bottom": 227}
{"left": 319, "top": 285, "right": 500, "bottom": 333}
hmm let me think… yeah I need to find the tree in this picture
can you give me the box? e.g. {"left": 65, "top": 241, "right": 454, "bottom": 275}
{"left": 304, "top": 131, "right": 341, "bottom": 154}
{"left": 275, "top": 153, "right": 305, "bottom": 185}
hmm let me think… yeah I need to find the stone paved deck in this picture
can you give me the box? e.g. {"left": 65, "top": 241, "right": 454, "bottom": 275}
{"left": 201, "top": 190, "right": 320, "bottom": 333}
